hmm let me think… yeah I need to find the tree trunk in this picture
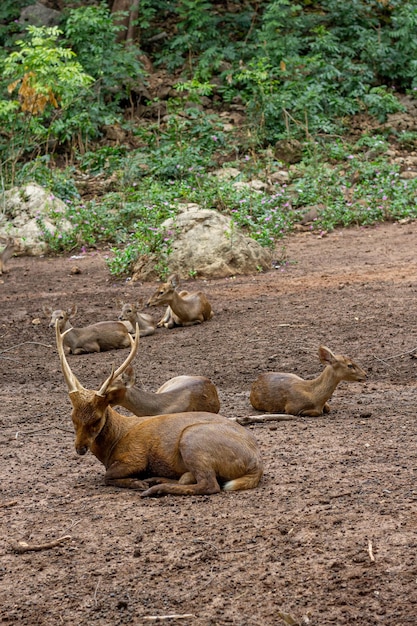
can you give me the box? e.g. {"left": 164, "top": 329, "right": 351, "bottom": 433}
{"left": 110, "top": 0, "right": 140, "bottom": 45}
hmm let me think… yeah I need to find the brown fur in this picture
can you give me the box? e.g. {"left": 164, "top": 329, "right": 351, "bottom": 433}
{"left": 45, "top": 305, "right": 131, "bottom": 354}
{"left": 56, "top": 323, "right": 262, "bottom": 497}
{"left": 250, "top": 346, "right": 367, "bottom": 417}
{"left": 117, "top": 301, "right": 156, "bottom": 337}
{"left": 146, "top": 273, "right": 213, "bottom": 328}
{"left": 106, "top": 366, "right": 221, "bottom": 415}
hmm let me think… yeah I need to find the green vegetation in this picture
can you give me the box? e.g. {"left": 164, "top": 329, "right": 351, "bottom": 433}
{"left": 1, "top": 1, "right": 417, "bottom": 277}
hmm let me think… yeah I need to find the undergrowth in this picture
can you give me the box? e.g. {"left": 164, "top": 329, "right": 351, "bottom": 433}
{"left": 31, "top": 130, "right": 417, "bottom": 277}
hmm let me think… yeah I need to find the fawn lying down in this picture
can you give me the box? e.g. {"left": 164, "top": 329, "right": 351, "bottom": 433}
{"left": 45, "top": 305, "right": 131, "bottom": 354}
{"left": 56, "top": 322, "right": 262, "bottom": 497}
{"left": 106, "top": 366, "right": 221, "bottom": 415}
{"left": 147, "top": 273, "right": 213, "bottom": 328}
{"left": 250, "top": 346, "right": 367, "bottom": 417}
{"left": 117, "top": 301, "right": 156, "bottom": 337}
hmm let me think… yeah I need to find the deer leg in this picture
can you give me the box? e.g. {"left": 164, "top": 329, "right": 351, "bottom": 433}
{"left": 157, "top": 306, "right": 173, "bottom": 328}
{"left": 104, "top": 460, "right": 149, "bottom": 490}
{"left": 144, "top": 477, "right": 180, "bottom": 486}
{"left": 298, "top": 408, "right": 323, "bottom": 417}
{"left": 140, "top": 473, "right": 220, "bottom": 497}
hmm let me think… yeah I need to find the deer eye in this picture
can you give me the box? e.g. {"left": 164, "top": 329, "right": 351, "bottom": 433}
{"left": 348, "top": 363, "right": 354, "bottom": 369}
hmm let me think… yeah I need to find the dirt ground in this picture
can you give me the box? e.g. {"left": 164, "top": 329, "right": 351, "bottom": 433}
{"left": 1, "top": 221, "right": 417, "bottom": 626}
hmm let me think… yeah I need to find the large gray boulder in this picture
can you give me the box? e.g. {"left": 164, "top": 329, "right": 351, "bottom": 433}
{"left": 132, "top": 204, "right": 272, "bottom": 280}
{"left": 0, "top": 183, "right": 72, "bottom": 255}
{"left": 19, "top": 2, "right": 61, "bottom": 27}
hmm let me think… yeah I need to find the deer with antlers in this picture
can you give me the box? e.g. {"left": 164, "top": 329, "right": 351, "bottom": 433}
{"left": 56, "top": 322, "right": 263, "bottom": 496}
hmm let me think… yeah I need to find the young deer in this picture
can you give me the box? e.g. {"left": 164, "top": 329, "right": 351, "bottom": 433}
{"left": 0, "top": 237, "right": 15, "bottom": 274}
{"left": 45, "top": 305, "right": 132, "bottom": 354}
{"left": 117, "top": 301, "right": 156, "bottom": 337}
{"left": 146, "top": 273, "right": 214, "bottom": 328}
{"left": 106, "top": 366, "right": 220, "bottom": 416}
{"left": 250, "top": 346, "right": 367, "bottom": 417}
{"left": 55, "top": 321, "right": 263, "bottom": 496}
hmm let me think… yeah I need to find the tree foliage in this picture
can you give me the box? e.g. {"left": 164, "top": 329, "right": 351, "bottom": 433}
{"left": 1, "top": 1, "right": 417, "bottom": 275}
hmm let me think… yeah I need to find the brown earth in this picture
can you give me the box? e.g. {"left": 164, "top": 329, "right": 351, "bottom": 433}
{"left": 1, "top": 221, "right": 417, "bottom": 626}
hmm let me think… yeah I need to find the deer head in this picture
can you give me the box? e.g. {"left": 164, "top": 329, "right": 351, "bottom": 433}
{"left": 56, "top": 320, "right": 139, "bottom": 454}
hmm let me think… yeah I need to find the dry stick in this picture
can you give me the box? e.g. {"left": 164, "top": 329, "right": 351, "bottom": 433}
{"left": 234, "top": 414, "right": 298, "bottom": 426}
{"left": 10, "top": 535, "right": 71, "bottom": 554}
{"left": 368, "top": 539, "right": 375, "bottom": 562}
{"left": 0, "top": 341, "right": 52, "bottom": 354}
{"left": 372, "top": 354, "right": 401, "bottom": 373}
{"left": 0, "top": 500, "right": 17, "bottom": 508}
{"left": 14, "top": 425, "right": 73, "bottom": 437}
{"left": 380, "top": 347, "right": 417, "bottom": 360}
{"left": 143, "top": 616, "right": 195, "bottom": 622}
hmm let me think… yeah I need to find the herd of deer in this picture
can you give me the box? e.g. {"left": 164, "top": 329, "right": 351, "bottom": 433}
{"left": 41, "top": 271, "right": 367, "bottom": 498}
{"left": 2, "top": 241, "right": 367, "bottom": 496}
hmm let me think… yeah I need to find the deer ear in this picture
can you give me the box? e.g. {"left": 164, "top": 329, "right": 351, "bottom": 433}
{"left": 68, "top": 304, "right": 78, "bottom": 318}
{"left": 169, "top": 274, "right": 180, "bottom": 287}
{"left": 318, "top": 346, "right": 336, "bottom": 365}
{"left": 123, "top": 366, "right": 136, "bottom": 387}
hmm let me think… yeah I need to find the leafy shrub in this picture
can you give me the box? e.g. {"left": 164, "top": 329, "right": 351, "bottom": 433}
{"left": 63, "top": 3, "right": 143, "bottom": 106}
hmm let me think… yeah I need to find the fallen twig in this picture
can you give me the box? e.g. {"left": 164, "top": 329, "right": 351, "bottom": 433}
{"left": 368, "top": 539, "right": 375, "bottom": 562}
{"left": 143, "top": 615, "right": 195, "bottom": 622}
{"left": 372, "top": 354, "right": 400, "bottom": 372}
{"left": 234, "top": 414, "right": 297, "bottom": 426}
{"left": 0, "top": 500, "right": 17, "bottom": 509}
{"left": 380, "top": 346, "right": 417, "bottom": 360}
{"left": 10, "top": 535, "right": 71, "bottom": 553}
{"left": 14, "top": 425, "right": 73, "bottom": 438}
{"left": 0, "top": 341, "right": 52, "bottom": 355}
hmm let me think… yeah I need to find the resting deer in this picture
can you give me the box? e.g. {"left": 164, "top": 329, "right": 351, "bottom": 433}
{"left": 250, "top": 346, "right": 367, "bottom": 417}
{"left": 0, "top": 237, "right": 14, "bottom": 274}
{"left": 56, "top": 321, "right": 263, "bottom": 496}
{"left": 106, "top": 366, "right": 220, "bottom": 415}
{"left": 117, "top": 301, "right": 156, "bottom": 337}
{"left": 45, "top": 305, "right": 132, "bottom": 354}
{"left": 146, "top": 273, "right": 214, "bottom": 328}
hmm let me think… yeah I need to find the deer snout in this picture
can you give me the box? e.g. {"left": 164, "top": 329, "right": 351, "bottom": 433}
{"left": 76, "top": 445, "right": 88, "bottom": 456}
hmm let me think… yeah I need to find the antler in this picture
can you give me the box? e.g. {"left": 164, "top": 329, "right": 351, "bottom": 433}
{"left": 97, "top": 324, "right": 140, "bottom": 397}
{"left": 55, "top": 320, "right": 83, "bottom": 393}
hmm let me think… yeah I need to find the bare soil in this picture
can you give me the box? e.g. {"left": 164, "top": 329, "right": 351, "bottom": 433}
{"left": 1, "top": 221, "right": 417, "bottom": 626}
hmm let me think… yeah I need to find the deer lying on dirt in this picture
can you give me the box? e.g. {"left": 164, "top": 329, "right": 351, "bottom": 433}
{"left": 146, "top": 273, "right": 214, "bottom": 328}
{"left": 117, "top": 301, "right": 156, "bottom": 337}
{"left": 0, "top": 237, "right": 14, "bottom": 274}
{"left": 106, "top": 366, "right": 220, "bottom": 415}
{"left": 56, "top": 321, "right": 263, "bottom": 496}
{"left": 250, "top": 346, "right": 367, "bottom": 417}
{"left": 45, "top": 305, "right": 132, "bottom": 354}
